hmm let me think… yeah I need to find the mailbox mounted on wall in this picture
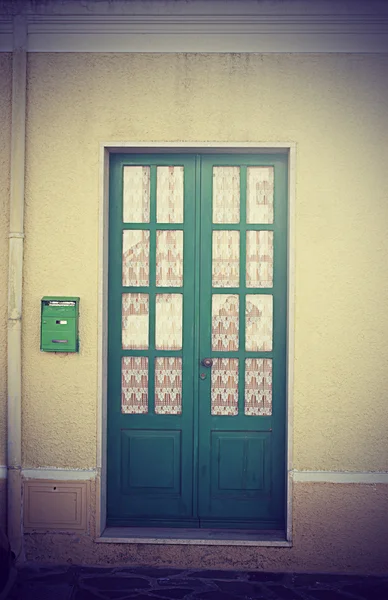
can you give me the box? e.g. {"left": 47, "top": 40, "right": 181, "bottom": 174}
{"left": 40, "top": 297, "right": 80, "bottom": 352}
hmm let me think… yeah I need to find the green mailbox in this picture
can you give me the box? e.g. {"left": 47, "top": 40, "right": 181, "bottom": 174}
{"left": 40, "top": 297, "right": 80, "bottom": 352}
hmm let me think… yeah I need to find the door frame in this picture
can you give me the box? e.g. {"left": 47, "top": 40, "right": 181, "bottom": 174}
{"left": 96, "top": 142, "right": 296, "bottom": 545}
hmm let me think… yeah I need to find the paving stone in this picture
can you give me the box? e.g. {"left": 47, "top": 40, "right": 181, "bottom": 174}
{"left": 265, "top": 584, "right": 304, "bottom": 599}
{"left": 194, "top": 592, "right": 238, "bottom": 600}
{"left": 341, "top": 582, "right": 388, "bottom": 600}
{"left": 157, "top": 577, "right": 205, "bottom": 588}
{"left": 247, "top": 572, "right": 286, "bottom": 583}
{"left": 104, "top": 592, "right": 138, "bottom": 599}
{"left": 129, "top": 596, "right": 159, "bottom": 600}
{"left": 187, "top": 570, "right": 240, "bottom": 580}
{"left": 72, "top": 590, "right": 106, "bottom": 600}
{"left": 151, "top": 588, "right": 196, "bottom": 598}
{"left": 25, "top": 570, "right": 75, "bottom": 584}
{"left": 125, "top": 568, "right": 184, "bottom": 578}
{"left": 291, "top": 574, "right": 348, "bottom": 588}
{"left": 12, "top": 582, "right": 74, "bottom": 600}
{"left": 78, "top": 567, "right": 116, "bottom": 575}
{"left": 82, "top": 576, "right": 151, "bottom": 591}
{"left": 216, "top": 579, "right": 262, "bottom": 596}
{"left": 303, "top": 590, "right": 354, "bottom": 600}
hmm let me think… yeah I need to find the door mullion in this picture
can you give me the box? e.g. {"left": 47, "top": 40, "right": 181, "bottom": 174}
{"left": 192, "top": 154, "right": 202, "bottom": 522}
{"left": 148, "top": 167, "right": 157, "bottom": 414}
{"left": 238, "top": 166, "right": 247, "bottom": 416}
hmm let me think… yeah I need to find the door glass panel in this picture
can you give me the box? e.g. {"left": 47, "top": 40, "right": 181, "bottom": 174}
{"left": 155, "top": 357, "right": 182, "bottom": 414}
{"left": 156, "top": 166, "right": 184, "bottom": 223}
{"left": 246, "top": 294, "right": 273, "bottom": 351}
{"left": 155, "top": 294, "right": 183, "bottom": 350}
{"left": 122, "top": 357, "right": 148, "bottom": 414}
{"left": 123, "top": 166, "right": 150, "bottom": 223}
{"left": 212, "top": 295, "right": 239, "bottom": 351}
{"left": 246, "top": 231, "right": 273, "bottom": 288}
{"left": 122, "top": 230, "right": 150, "bottom": 287}
{"left": 156, "top": 230, "right": 184, "bottom": 287}
{"left": 211, "top": 358, "right": 239, "bottom": 416}
{"left": 212, "top": 231, "right": 240, "bottom": 288}
{"left": 246, "top": 166, "right": 274, "bottom": 224}
{"left": 245, "top": 358, "right": 272, "bottom": 416}
{"left": 122, "top": 293, "right": 149, "bottom": 349}
{"left": 212, "top": 166, "right": 240, "bottom": 223}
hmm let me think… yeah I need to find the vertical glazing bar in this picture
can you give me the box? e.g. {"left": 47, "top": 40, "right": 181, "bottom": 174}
{"left": 148, "top": 165, "right": 157, "bottom": 412}
{"left": 238, "top": 166, "right": 247, "bottom": 414}
{"left": 192, "top": 154, "right": 201, "bottom": 519}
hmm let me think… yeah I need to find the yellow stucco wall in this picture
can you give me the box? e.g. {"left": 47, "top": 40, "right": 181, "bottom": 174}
{"left": 21, "top": 52, "right": 388, "bottom": 471}
{"left": 0, "top": 53, "right": 12, "bottom": 469}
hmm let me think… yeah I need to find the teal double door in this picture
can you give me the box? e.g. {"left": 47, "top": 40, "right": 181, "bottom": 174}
{"left": 107, "top": 153, "right": 287, "bottom": 530}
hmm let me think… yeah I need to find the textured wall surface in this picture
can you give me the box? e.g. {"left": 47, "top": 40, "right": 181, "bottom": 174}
{"left": 0, "top": 53, "right": 12, "bottom": 468}
{"left": 22, "top": 52, "right": 388, "bottom": 471}
{"left": 23, "top": 481, "right": 388, "bottom": 574}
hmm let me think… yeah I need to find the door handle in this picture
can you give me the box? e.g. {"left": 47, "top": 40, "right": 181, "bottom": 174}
{"left": 201, "top": 358, "right": 213, "bottom": 368}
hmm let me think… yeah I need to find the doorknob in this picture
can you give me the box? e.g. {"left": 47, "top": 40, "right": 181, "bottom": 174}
{"left": 201, "top": 358, "right": 213, "bottom": 368}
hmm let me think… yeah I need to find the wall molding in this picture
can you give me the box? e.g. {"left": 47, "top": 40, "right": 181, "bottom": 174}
{"left": 1, "top": 2, "right": 388, "bottom": 53}
{"left": 21, "top": 468, "right": 96, "bottom": 481}
{"left": 292, "top": 471, "right": 388, "bottom": 484}
{"left": 2, "top": 466, "right": 388, "bottom": 484}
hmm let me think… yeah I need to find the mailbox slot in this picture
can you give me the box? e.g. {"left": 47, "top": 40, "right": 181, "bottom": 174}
{"left": 41, "top": 297, "right": 80, "bottom": 352}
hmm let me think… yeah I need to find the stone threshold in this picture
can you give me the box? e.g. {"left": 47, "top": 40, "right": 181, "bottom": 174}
{"left": 97, "top": 527, "right": 292, "bottom": 546}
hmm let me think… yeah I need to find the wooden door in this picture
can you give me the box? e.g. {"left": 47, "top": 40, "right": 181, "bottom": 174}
{"left": 107, "top": 153, "right": 287, "bottom": 530}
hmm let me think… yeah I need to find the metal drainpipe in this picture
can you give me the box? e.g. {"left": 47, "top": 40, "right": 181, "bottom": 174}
{"left": 7, "top": 14, "right": 27, "bottom": 560}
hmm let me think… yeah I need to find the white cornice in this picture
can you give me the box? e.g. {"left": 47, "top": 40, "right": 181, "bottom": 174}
{"left": 0, "top": 16, "right": 12, "bottom": 51}
{"left": 1, "top": 6, "right": 388, "bottom": 53}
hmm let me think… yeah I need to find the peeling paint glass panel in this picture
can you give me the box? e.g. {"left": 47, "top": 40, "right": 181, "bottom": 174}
{"left": 212, "top": 295, "right": 239, "bottom": 352}
{"left": 212, "top": 166, "right": 240, "bottom": 224}
{"left": 122, "top": 357, "right": 148, "bottom": 414}
{"left": 155, "top": 294, "right": 183, "bottom": 350}
{"left": 245, "top": 294, "right": 273, "bottom": 352}
{"left": 122, "top": 293, "right": 149, "bottom": 350}
{"left": 156, "top": 230, "right": 184, "bottom": 287}
{"left": 155, "top": 357, "right": 182, "bottom": 414}
{"left": 245, "top": 359, "right": 272, "bottom": 416}
{"left": 246, "top": 230, "right": 273, "bottom": 288}
{"left": 122, "top": 230, "right": 150, "bottom": 287}
{"left": 212, "top": 231, "right": 240, "bottom": 288}
{"left": 157, "top": 166, "right": 184, "bottom": 223}
{"left": 123, "top": 166, "right": 150, "bottom": 223}
{"left": 246, "top": 167, "right": 274, "bottom": 224}
{"left": 211, "top": 358, "right": 239, "bottom": 416}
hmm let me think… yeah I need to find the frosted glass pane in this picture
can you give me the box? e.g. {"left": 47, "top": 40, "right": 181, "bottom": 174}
{"left": 211, "top": 358, "right": 239, "bottom": 416}
{"left": 212, "top": 295, "right": 239, "bottom": 352}
{"left": 122, "top": 357, "right": 148, "bottom": 414}
{"left": 155, "top": 294, "right": 183, "bottom": 350}
{"left": 212, "top": 231, "right": 240, "bottom": 288}
{"left": 212, "top": 166, "right": 240, "bottom": 223}
{"left": 245, "top": 358, "right": 272, "bottom": 416}
{"left": 123, "top": 166, "right": 150, "bottom": 223}
{"left": 122, "top": 293, "right": 149, "bottom": 350}
{"left": 246, "top": 230, "right": 273, "bottom": 288}
{"left": 157, "top": 166, "right": 184, "bottom": 223}
{"left": 246, "top": 295, "right": 273, "bottom": 351}
{"left": 246, "top": 167, "right": 274, "bottom": 224}
{"left": 122, "top": 230, "right": 150, "bottom": 287}
{"left": 156, "top": 230, "right": 184, "bottom": 287}
{"left": 155, "top": 357, "right": 182, "bottom": 415}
